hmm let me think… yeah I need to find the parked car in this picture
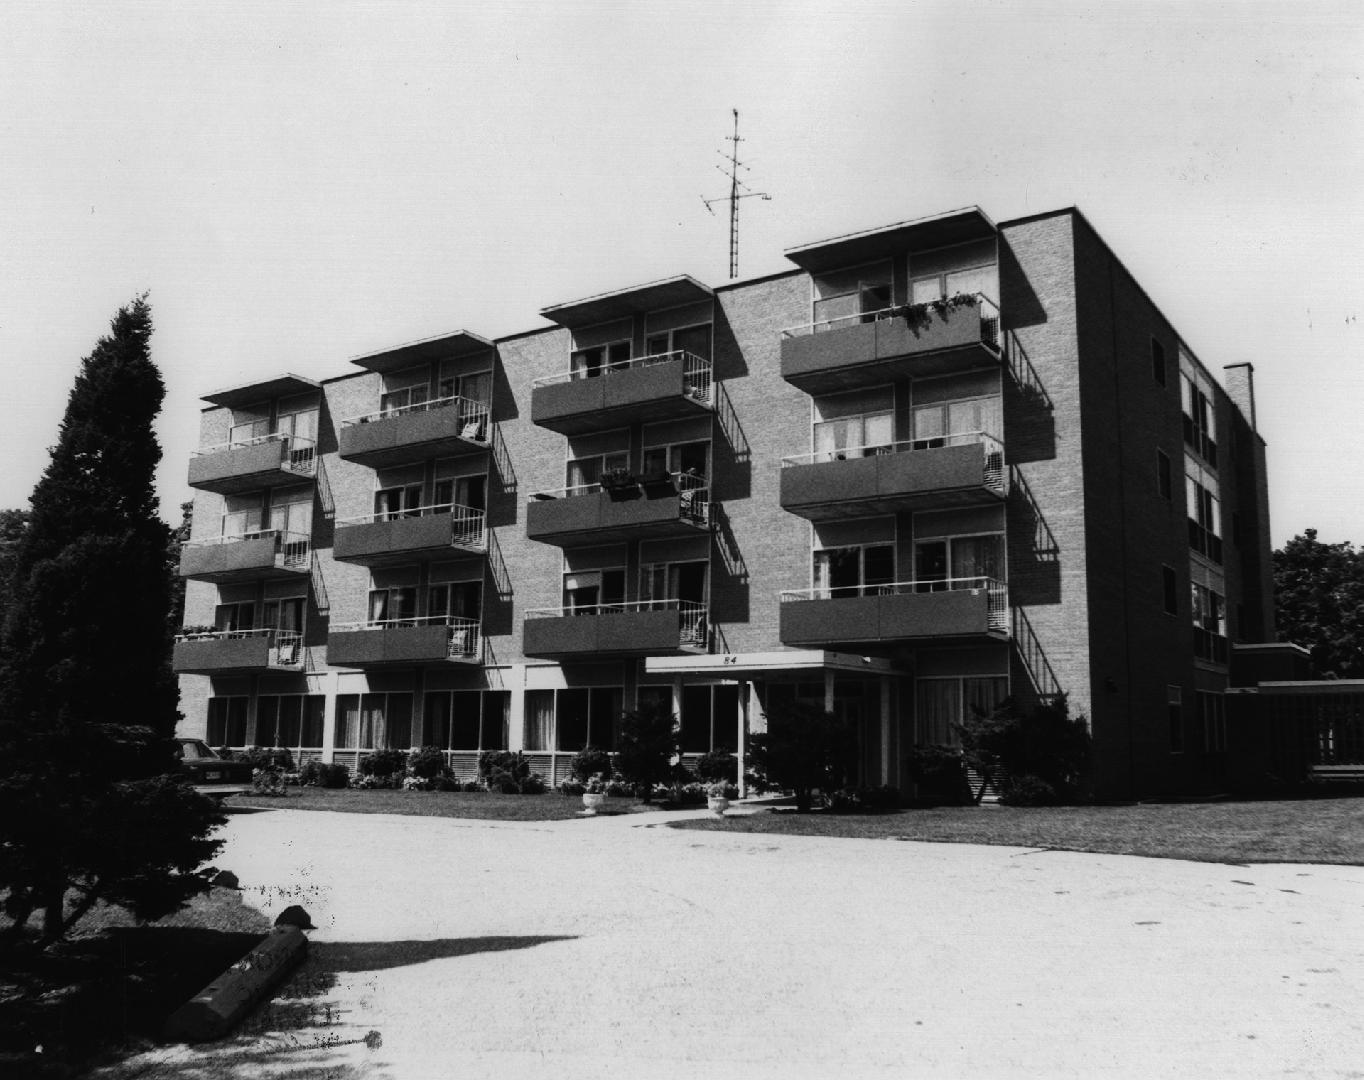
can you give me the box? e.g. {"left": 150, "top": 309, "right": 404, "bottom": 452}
{"left": 175, "top": 738, "right": 253, "bottom": 800}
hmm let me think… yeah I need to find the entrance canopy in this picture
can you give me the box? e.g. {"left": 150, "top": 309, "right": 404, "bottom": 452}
{"left": 645, "top": 649, "right": 900, "bottom": 680}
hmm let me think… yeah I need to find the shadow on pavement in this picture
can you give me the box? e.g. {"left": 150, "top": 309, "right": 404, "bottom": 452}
{"left": 313, "top": 934, "right": 577, "bottom": 973}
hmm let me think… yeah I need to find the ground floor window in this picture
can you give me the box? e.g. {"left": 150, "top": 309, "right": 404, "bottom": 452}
{"left": 680, "top": 684, "right": 740, "bottom": 753}
{"left": 207, "top": 696, "right": 249, "bottom": 747}
{"left": 256, "top": 695, "right": 325, "bottom": 751}
{"left": 422, "top": 690, "right": 509, "bottom": 751}
{"left": 1197, "top": 691, "right": 1226, "bottom": 753}
{"left": 336, "top": 692, "right": 413, "bottom": 750}
{"left": 523, "top": 687, "right": 623, "bottom": 752}
{"left": 915, "top": 676, "right": 1008, "bottom": 745}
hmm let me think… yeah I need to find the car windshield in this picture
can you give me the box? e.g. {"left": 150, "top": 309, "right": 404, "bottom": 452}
{"left": 178, "top": 740, "right": 219, "bottom": 761}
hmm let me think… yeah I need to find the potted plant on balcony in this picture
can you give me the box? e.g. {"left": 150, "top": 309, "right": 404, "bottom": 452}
{"left": 599, "top": 467, "right": 639, "bottom": 502}
{"left": 706, "top": 780, "right": 730, "bottom": 818}
{"left": 581, "top": 773, "right": 608, "bottom": 815}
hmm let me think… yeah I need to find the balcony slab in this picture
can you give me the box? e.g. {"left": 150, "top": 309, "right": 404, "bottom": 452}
{"left": 338, "top": 406, "right": 489, "bottom": 468}
{"left": 779, "top": 589, "right": 998, "bottom": 648}
{"left": 532, "top": 357, "right": 710, "bottom": 435}
{"left": 523, "top": 609, "right": 696, "bottom": 659}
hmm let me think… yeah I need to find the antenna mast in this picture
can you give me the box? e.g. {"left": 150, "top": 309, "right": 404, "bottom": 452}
{"left": 703, "top": 109, "right": 770, "bottom": 280}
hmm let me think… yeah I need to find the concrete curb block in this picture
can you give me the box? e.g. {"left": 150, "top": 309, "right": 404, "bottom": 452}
{"left": 164, "top": 925, "right": 308, "bottom": 1043}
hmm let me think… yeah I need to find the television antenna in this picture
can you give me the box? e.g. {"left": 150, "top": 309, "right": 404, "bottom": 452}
{"left": 703, "top": 109, "right": 771, "bottom": 280}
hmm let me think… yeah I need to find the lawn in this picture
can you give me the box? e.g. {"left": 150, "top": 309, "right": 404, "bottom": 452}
{"left": 672, "top": 796, "right": 1364, "bottom": 865}
{"left": 0, "top": 887, "right": 272, "bottom": 1074}
{"left": 232, "top": 785, "right": 657, "bottom": 820}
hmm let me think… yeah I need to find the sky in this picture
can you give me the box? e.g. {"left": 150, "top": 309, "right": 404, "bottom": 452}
{"left": 1, "top": 0, "right": 1361, "bottom": 547}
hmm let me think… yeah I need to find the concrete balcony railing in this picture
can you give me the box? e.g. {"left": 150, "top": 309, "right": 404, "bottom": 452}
{"left": 187, "top": 433, "right": 317, "bottom": 494}
{"left": 779, "top": 432, "right": 1006, "bottom": 520}
{"left": 526, "top": 474, "right": 710, "bottom": 547}
{"left": 523, "top": 599, "right": 708, "bottom": 659}
{"left": 172, "top": 628, "right": 304, "bottom": 674}
{"left": 780, "top": 293, "right": 1001, "bottom": 394}
{"left": 337, "top": 395, "right": 490, "bottom": 468}
{"left": 332, "top": 503, "right": 485, "bottom": 566}
{"left": 179, "top": 530, "right": 311, "bottom": 582}
{"left": 530, "top": 350, "right": 713, "bottom": 434}
{"left": 327, "top": 615, "right": 481, "bottom": 666}
{"left": 779, "top": 576, "right": 1008, "bottom": 647}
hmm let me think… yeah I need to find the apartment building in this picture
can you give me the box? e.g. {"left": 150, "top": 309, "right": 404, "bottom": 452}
{"left": 174, "top": 205, "right": 1275, "bottom": 800}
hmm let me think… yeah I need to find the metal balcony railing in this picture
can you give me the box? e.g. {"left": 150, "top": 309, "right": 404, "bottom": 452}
{"left": 781, "top": 576, "right": 1009, "bottom": 634}
{"left": 193, "top": 430, "right": 318, "bottom": 476}
{"left": 340, "top": 394, "right": 491, "bottom": 442}
{"left": 172, "top": 627, "right": 304, "bottom": 666}
{"left": 525, "top": 598, "right": 709, "bottom": 647}
{"left": 182, "top": 529, "right": 312, "bottom": 569}
{"left": 330, "top": 614, "right": 482, "bottom": 659}
{"left": 335, "top": 502, "right": 486, "bottom": 548}
{"left": 780, "top": 292, "right": 1001, "bottom": 348}
{"left": 531, "top": 349, "right": 713, "bottom": 406}
{"left": 781, "top": 432, "right": 1006, "bottom": 494}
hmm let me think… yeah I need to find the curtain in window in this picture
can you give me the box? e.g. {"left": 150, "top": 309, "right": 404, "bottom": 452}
{"left": 947, "top": 398, "right": 1001, "bottom": 441}
{"left": 951, "top": 535, "right": 1002, "bottom": 583}
{"left": 862, "top": 412, "right": 893, "bottom": 451}
{"left": 302, "top": 697, "right": 325, "bottom": 748}
{"left": 482, "top": 692, "right": 510, "bottom": 751}
{"left": 945, "top": 266, "right": 998, "bottom": 304}
{"left": 423, "top": 694, "right": 452, "bottom": 749}
{"left": 963, "top": 677, "right": 1008, "bottom": 724}
{"left": 524, "top": 690, "right": 554, "bottom": 751}
{"left": 673, "top": 324, "right": 711, "bottom": 362}
{"left": 359, "top": 695, "right": 384, "bottom": 750}
{"left": 915, "top": 680, "right": 961, "bottom": 745}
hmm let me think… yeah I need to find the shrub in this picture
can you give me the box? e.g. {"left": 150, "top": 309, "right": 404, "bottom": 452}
{"left": 747, "top": 702, "right": 857, "bottom": 812}
{"left": 240, "top": 746, "right": 295, "bottom": 771}
{"left": 570, "top": 746, "right": 612, "bottom": 782}
{"left": 252, "top": 766, "right": 288, "bottom": 797}
{"left": 905, "top": 746, "right": 971, "bottom": 806}
{"left": 615, "top": 701, "right": 677, "bottom": 804}
{"left": 461, "top": 780, "right": 483, "bottom": 793}
{"left": 359, "top": 748, "right": 408, "bottom": 779}
{"left": 999, "top": 774, "right": 1058, "bottom": 806}
{"left": 479, "top": 750, "right": 530, "bottom": 793}
{"left": 299, "top": 760, "right": 349, "bottom": 788}
{"left": 351, "top": 773, "right": 399, "bottom": 790}
{"left": 561, "top": 778, "right": 586, "bottom": 796}
{"left": 604, "top": 779, "right": 632, "bottom": 797}
{"left": 827, "top": 785, "right": 902, "bottom": 813}
{"left": 402, "top": 776, "right": 432, "bottom": 792}
{"left": 407, "top": 746, "right": 449, "bottom": 781}
{"left": 520, "top": 773, "right": 547, "bottom": 795}
{"left": 695, "top": 747, "right": 737, "bottom": 783}
{"left": 953, "top": 696, "right": 1091, "bottom": 805}
{"left": 433, "top": 775, "right": 462, "bottom": 792}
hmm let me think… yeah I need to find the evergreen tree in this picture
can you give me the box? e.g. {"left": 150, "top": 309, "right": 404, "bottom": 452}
{"left": 747, "top": 702, "right": 857, "bottom": 812}
{"left": 0, "top": 297, "right": 222, "bottom": 951}
{"left": 1274, "top": 529, "right": 1364, "bottom": 678}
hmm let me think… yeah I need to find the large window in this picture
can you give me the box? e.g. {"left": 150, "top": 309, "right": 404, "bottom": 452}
{"left": 522, "top": 687, "right": 622, "bottom": 752}
{"left": 913, "top": 534, "right": 1003, "bottom": 589}
{"left": 1181, "top": 371, "right": 1218, "bottom": 465}
{"left": 429, "top": 580, "right": 481, "bottom": 622}
{"left": 336, "top": 692, "right": 412, "bottom": 750}
{"left": 813, "top": 411, "right": 893, "bottom": 459}
{"left": 564, "top": 568, "right": 625, "bottom": 614}
{"left": 567, "top": 451, "right": 629, "bottom": 491}
{"left": 1192, "top": 582, "right": 1227, "bottom": 663}
{"left": 375, "top": 483, "right": 424, "bottom": 519}
{"left": 680, "top": 684, "right": 740, "bottom": 754}
{"left": 812, "top": 263, "right": 892, "bottom": 327}
{"left": 368, "top": 586, "right": 418, "bottom": 625}
{"left": 570, "top": 340, "right": 631, "bottom": 379}
{"left": 1186, "top": 464, "right": 1223, "bottom": 564}
{"left": 207, "top": 697, "right": 249, "bottom": 747}
{"left": 911, "top": 264, "right": 997, "bottom": 305}
{"left": 911, "top": 396, "right": 1000, "bottom": 449}
{"left": 641, "top": 439, "right": 709, "bottom": 482}
{"left": 813, "top": 543, "right": 895, "bottom": 598}
{"left": 214, "top": 601, "right": 255, "bottom": 633}
{"left": 646, "top": 323, "right": 712, "bottom": 362}
{"left": 915, "top": 677, "right": 1008, "bottom": 746}
{"left": 433, "top": 474, "right": 486, "bottom": 513}
{"left": 422, "top": 690, "right": 509, "bottom": 751}
{"left": 256, "top": 695, "right": 325, "bottom": 750}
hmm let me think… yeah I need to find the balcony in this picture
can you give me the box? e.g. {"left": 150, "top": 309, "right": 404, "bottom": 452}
{"left": 531, "top": 350, "right": 713, "bottom": 435}
{"left": 780, "top": 433, "right": 1006, "bottom": 520}
{"left": 327, "top": 616, "right": 481, "bottom": 666}
{"left": 780, "top": 295, "right": 1001, "bottom": 394}
{"left": 523, "top": 600, "right": 708, "bottom": 659}
{"left": 526, "top": 474, "right": 710, "bottom": 548}
{"left": 172, "top": 628, "right": 304, "bottom": 674}
{"left": 779, "top": 577, "right": 1008, "bottom": 648}
{"left": 332, "top": 504, "right": 485, "bottom": 567}
{"left": 338, "top": 395, "right": 491, "bottom": 469}
{"left": 188, "top": 433, "right": 317, "bottom": 494}
{"left": 179, "top": 530, "right": 311, "bottom": 583}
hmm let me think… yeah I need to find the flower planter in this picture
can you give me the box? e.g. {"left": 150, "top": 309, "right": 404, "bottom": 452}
{"left": 582, "top": 792, "right": 607, "bottom": 816}
{"left": 707, "top": 795, "right": 729, "bottom": 818}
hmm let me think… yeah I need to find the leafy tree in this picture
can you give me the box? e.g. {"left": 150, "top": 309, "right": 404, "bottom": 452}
{"left": 614, "top": 700, "right": 677, "bottom": 803}
{"left": 1273, "top": 529, "right": 1364, "bottom": 678}
{"left": 953, "top": 696, "right": 1090, "bottom": 805}
{"left": 747, "top": 702, "right": 857, "bottom": 812}
{"left": 0, "top": 297, "right": 222, "bottom": 952}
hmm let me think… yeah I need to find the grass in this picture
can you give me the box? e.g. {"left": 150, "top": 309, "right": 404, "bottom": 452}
{"left": 0, "top": 887, "right": 273, "bottom": 1074}
{"left": 233, "top": 785, "right": 665, "bottom": 820}
{"left": 671, "top": 795, "right": 1364, "bottom": 865}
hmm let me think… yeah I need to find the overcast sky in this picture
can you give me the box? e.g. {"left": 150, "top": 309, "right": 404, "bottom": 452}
{"left": 2, "top": 0, "right": 1361, "bottom": 547}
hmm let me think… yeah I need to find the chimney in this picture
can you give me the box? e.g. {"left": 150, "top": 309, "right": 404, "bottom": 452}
{"left": 1223, "top": 362, "right": 1256, "bottom": 431}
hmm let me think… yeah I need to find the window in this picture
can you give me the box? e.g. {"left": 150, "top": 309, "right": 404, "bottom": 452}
{"left": 1198, "top": 691, "right": 1227, "bottom": 752}
{"left": 1151, "top": 338, "right": 1167, "bottom": 386}
{"left": 646, "top": 323, "right": 712, "bottom": 362}
{"left": 813, "top": 544, "right": 895, "bottom": 598}
{"left": 680, "top": 684, "right": 740, "bottom": 754}
{"left": 368, "top": 586, "right": 418, "bottom": 625}
{"left": 1162, "top": 565, "right": 1179, "bottom": 615}
{"left": 380, "top": 376, "right": 429, "bottom": 415}
{"left": 222, "top": 494, "right": 264, "bottom": 538}
{"left": 336, "top": 692, "right": 412, "bottom": 750}
{"left": 1181, "top": 371, "right": 1217, "bottom": 465}
{"left": 207, "top": 697, "right": 249, "bottom": 747}
{"left": 522, "top": 687, "right": 622, "bottom": 752}
{"left": 571, "top": 340, "right": 631, "bottom": 379}
{"left": 1192, "top": 582, "right": 1227, "bottom": 663}
{"left": 429, "top": 580, "right": 481, "bottom": 623}
{"left": 423, "top": 690, "right": 509, "bottom": 751}
{"left": 1168, "top": 686, "right": 1184, "bottom": 753}
{"left": 915, "top": 676, "right": 1008, "bottom": 745}
{"left": 1156, "top": 450, "right": 1172, "bottom": 500}
{"left": 911, "top": 396, "right": 1001, "bottom": 449}
{"left": 566, "top": 452, "right": 629, "bottom": 491}
{"left": 641, "top": 440, "right": 710, "bottom": 482}
{"left": 214, "top": 601, "right": 255, "bottom": 633}
{"left": 911, "top": 264, "right": 998, "bottom": 305}
{"left": 375, "top": 483, "right": 424, "bottom": 520}
{"left": 276, "top": 406, "right": 319, "bottom": 469}
{"left": 564, "top": 569, "right": 625, "bottom": 614}
{"left": 256, "top": 695, "right": 325, "bottom": 750}
{"left": 913, "top": 534, "right": 1003, "bottom": 590}
{"left": 813, "top": 266, "right": 893, "bottom": 327}
{"left": 813, "top": 412, "right": 893, "bottom": 460}
{"left": 1186, "top": 465, "right": 1223, "bottom": 563}
{"left": 262, "top": 596, "right": 305, "bottom": 633}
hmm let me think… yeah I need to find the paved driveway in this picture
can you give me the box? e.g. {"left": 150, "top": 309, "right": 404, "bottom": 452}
{"left": 101, "top": 806, "right": 1364, "bottom": 1079}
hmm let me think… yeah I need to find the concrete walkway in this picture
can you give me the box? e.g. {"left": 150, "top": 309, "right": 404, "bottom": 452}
{"left": 97, "top": 806, "right": 1364, "bottom": 1079}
